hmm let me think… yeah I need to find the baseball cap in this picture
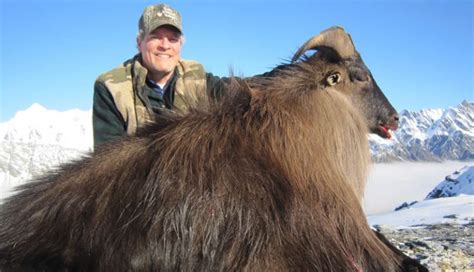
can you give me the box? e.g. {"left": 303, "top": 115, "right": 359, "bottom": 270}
{"left": 139, "top": 4, "right": 182, "bottom": 35}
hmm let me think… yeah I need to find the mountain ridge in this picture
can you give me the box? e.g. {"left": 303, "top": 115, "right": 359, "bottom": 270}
{"left": 369, "top": 100, "right": 473, "bottom": 162}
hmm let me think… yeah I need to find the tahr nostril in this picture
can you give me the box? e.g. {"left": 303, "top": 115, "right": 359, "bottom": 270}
{"left": 394, "top": 115, "right": 399, "bottom": 121}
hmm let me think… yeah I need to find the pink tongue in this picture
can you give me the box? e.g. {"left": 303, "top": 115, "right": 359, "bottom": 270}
{"left": 380, "top": 126, "right": 392, "bottom": 139}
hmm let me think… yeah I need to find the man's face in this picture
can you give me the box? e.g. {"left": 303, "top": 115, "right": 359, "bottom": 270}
{"left": 138, "top": 26, "right": 182, "bottom": 81}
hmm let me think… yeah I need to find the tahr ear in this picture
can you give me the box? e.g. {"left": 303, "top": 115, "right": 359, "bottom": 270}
{"left": 248, "top": 86, "right": 263, "bottom": 100}
{"left": 241, "top": 80, "right": 263, "bottom": 101}
{"left": 316, "top": 47, "right": 345, "bottom": 63}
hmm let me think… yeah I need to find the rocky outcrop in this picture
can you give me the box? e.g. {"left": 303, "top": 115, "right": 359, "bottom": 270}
{"left": 426, "top": 165, "right": 473, "bottom": 199}
{"left": 375, "top": 223, "right": 473, "bottom": 271}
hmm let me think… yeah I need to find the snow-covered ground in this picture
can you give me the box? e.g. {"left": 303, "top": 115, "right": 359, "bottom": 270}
{"left": 368, "top": 194, "right": 473, "bottom": 228}
{"left": 366, "top": 163, "right": 474, "bottom": 228}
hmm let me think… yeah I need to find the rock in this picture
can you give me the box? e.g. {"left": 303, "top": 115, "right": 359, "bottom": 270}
{"left": 378, "top": 223, "right": 474, "bottom": 271}
{"left": 394, "top": 201, "right": 418, "bottom": 211}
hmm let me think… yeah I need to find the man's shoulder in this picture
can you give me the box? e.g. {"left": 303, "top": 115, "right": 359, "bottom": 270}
{"left": 96, "top": 58, "right": 135, "bottom": 84}
{"left": 178, "top": 59, "right": 206, "bottom": 78}
{"left": 179, "top": 59, "right": 202, "bottom": 66}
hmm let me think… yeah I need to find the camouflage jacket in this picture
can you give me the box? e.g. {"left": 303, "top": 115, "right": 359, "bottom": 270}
{"left": 93, "top": 55, "right": 226, "bottom": 150}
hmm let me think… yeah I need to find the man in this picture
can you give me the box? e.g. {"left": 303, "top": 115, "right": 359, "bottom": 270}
{"left": 93, "top": 3, "right": 224, "bottom": 149}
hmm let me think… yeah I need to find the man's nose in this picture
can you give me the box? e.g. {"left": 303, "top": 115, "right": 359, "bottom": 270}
{"left": 159, "top": 38, "right": 171, "bottom": 49}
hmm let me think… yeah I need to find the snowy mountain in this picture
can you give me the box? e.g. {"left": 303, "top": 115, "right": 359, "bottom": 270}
{"left": 369, "top": 100, "right": 473, "bottom": 162}
{"left": 0, "top": 103, "right": 92, "bottom": 185}
{"left": 425, "top": 165, "right": 473, "bottom": 199}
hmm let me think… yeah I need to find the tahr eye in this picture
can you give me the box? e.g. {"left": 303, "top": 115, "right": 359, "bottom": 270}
{"left": 327, "top": 73, "right": 342, "bottom": 86}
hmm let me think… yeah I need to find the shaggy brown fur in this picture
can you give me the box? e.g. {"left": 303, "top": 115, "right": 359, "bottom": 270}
{"left": 0, "top": 27, "right": 424, "bottom": 271}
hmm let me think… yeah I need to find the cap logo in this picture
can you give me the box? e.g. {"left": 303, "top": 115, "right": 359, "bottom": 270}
{"left": 141, "top": 4, "right": 182, "bottom": 33}
{"left": 158, "top": 6, "right": 179, "bottom": 23}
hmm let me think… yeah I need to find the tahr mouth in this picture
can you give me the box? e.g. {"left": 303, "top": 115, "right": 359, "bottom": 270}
{"left": 374, "top": 122, "right": 398, "bottom": 139}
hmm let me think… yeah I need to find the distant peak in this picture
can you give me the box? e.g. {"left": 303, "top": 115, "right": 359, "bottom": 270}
{"left": 27, "top": 103, "right": 47, "bottom": 111}
{"left": 9, "top": 103, "right": 49, "bottom": 122}
{"left": 460, "top": 100, "right": 472, "bottom": 107}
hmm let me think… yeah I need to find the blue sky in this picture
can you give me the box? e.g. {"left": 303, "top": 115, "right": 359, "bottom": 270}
{"left": 1, "top": 0, "right": 472, "bottom": 121}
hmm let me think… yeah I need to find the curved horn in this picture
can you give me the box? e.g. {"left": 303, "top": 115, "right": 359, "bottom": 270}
{"left": 291, "top": 26, "right": 356, "bottom": 63}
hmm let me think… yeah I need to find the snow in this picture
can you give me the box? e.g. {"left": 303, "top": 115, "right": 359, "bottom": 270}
{"left": 368, "top": 194, "right": 474, "bottom": 228}
{"left": 367, "top": 164, "right": 474, "bottom": 228}
{"left": 0, "top": 103, "right": 92, "bottom": 150}
{"left": 369, "top": 101, "right": 473, "bottom": 162}
{"left": 425, "top": 165, "right": 474, "bottom": 198}
{"left": 0, "top": 103, "right": 92, "bottom": 187}
{"left": 399, "top": 108, "right": 444, "bottom": 141}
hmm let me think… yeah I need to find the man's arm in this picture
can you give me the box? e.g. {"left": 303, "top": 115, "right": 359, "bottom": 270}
{"left": 92, "top": 81, "right": 127, "bottom": 150}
